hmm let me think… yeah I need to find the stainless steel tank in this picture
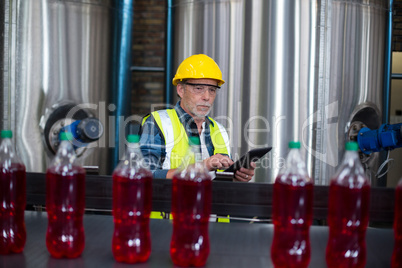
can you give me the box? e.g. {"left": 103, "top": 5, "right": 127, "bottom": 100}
{"left": 173, "top": 0, "right": 387, "bottom": 185}
{"left": 0, "top": 0, "right": 124, "bottom": 175}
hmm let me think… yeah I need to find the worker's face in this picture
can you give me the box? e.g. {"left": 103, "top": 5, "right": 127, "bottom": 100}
{"left": 177, "top": 78, "right": 219, "bottom": 119}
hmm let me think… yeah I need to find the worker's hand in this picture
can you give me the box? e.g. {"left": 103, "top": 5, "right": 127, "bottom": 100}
{"left": 234, "top": 161, "right": 256, "bottom": 182}
{"left": 166, "top": 169, "right": 177, "bottom": 179}
{"left": 203, "top": 154, "right": 234, "bottom": 171}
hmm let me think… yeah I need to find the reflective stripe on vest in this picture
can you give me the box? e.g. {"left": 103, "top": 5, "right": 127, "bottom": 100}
{"left": 150, "top": 109, "right": 230, "bottom": 169}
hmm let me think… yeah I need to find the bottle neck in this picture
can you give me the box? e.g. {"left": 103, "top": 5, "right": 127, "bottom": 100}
{"left": 122, "top": 142, "right": 144, "bottom": 170}
{"left": 342, "top": 150, "right": 364, "bottom": 170}
{"left": 331, "top": 150, "right": 368, "bottom": 186}
{"left": 284, "top": 149, "right": 308, "bottom": 173}
{"left": 0, "top": 138, "right": 23, "bottom": 165}
{"left": 191, "top": 144, "right": 203, "bottom": 163}
{"left": 51, "top": 140, "right": 78, "bottom": 167}
{"left": 0, "top": 138, "right": 14, "bottom": 156}
{"left": 176, "top": 144, "right": 208, "bottom": 176}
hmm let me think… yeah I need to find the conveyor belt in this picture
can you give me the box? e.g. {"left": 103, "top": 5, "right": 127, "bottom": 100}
{"left": 26, "top": 172, "right": 396, "bottom": 222}
{"left": 0, "top": 211, "right": 395, "bottom": 268}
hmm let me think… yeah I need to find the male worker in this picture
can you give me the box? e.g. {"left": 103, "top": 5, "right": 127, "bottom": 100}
{"left": 140, "top": 54, "right": 255, "bottom": 181}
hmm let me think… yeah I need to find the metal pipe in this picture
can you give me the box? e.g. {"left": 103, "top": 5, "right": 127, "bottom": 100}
{"left": 383, "top": 0, "right": 393, "bottom": 125}
{"left": 392, "top": 73, "right": 402, "bottom": 79}
{"left": 165, "top": 0, "right": 174, "bottom": 105}
{"left": 378, "top": 0, "right": 394, "bottom": 187}
{"left": 131, "top": 66, "right": 165, "bottom": 72}
{"left": 110, "top": 0, "right": 134, "bottom": 173}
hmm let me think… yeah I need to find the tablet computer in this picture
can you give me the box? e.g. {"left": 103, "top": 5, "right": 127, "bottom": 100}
{"left": 224, "top": 147, "right": 272, "bottom": 173}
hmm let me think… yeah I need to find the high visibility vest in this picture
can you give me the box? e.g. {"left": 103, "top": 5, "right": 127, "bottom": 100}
{"left": 142, "top": 109, "right": 231, "bottom": 168}
{"left": 144, "top": 109, "right": 231, "bottom": 223}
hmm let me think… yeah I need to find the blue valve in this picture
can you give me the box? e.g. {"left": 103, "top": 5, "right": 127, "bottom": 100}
{"left": 357, "top": 123, "right": 402, "bottom": 154}
{"left": 59, "top": 118, "right": 104, "bottom": 148}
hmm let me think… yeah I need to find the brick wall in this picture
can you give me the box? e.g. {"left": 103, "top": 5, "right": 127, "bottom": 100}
{"left": 394, "top": 0, "right": 402, "bottom": 51}
{"left": 131, "top": 0, "right": 166, "bottom": 117}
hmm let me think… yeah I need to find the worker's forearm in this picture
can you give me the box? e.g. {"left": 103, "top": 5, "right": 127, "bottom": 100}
{"left": 166, "top": 169, "right": 177, "bottom": 179}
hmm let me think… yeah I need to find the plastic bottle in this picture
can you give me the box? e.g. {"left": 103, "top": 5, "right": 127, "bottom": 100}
{"left": 326, "top": 141, "right": 370, "bottom": 268}
{"left": 0, "top": 130, "right": 26, "bottom": 254}
{"left": 271, "top": 141, "right": 313, "bottom": 268}
{"left": 170, "top": 136, "right": 212, "bottom": 267}
{"left": 46, "top": 131, "right": 86, "bottom": 258}
{"left": 112, "top": 134, "right": 153, "bottom": 263}
{"left": 392, "top": 177, "right": 402, "bottom": 268}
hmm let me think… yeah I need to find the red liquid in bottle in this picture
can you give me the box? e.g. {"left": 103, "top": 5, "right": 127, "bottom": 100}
{"left": 170, "top": 174, "right": 212, "bottom": 267}
{"left": 392, "top": 182, "right": 402, "bottom": 268}
{"left": 46, "top": 167, "right": 86, "bottom": 258}
{"left": 271, "top": 174, "right": 313, "bottom": 268}
{"left": 112, "top": 170, "right": 153, "bottom": 263}
{"left": 326, "top": 181, "right": 370, "bottom": 268}
{"left": 0, "top": 163, "right": 26, "bottom": 254}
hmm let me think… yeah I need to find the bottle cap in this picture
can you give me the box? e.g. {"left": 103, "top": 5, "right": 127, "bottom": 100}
{"left": 289, "top": 141, "right": 301, "bottom": 149}
{"left": 60, "top": 132, "right": 74, "bottom": 141}
{"left": 345, "top": 141, "right": 359, "bottom": 151}
{"left": 77, "top": 118, "right": 103, "bottom": 142}
{"left": 127, "top": 134, "right": 140, "bottom": 143}
{"left": 189, "top": 136, "right": 200, "bottom": 146}
{"left": 1, "top": 130, "right": 13, "bottom": 139}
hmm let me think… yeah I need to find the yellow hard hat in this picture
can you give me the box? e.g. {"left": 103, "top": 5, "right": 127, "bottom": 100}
{"left": 172, "top": 54, "right": 225, "bottom": 86}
